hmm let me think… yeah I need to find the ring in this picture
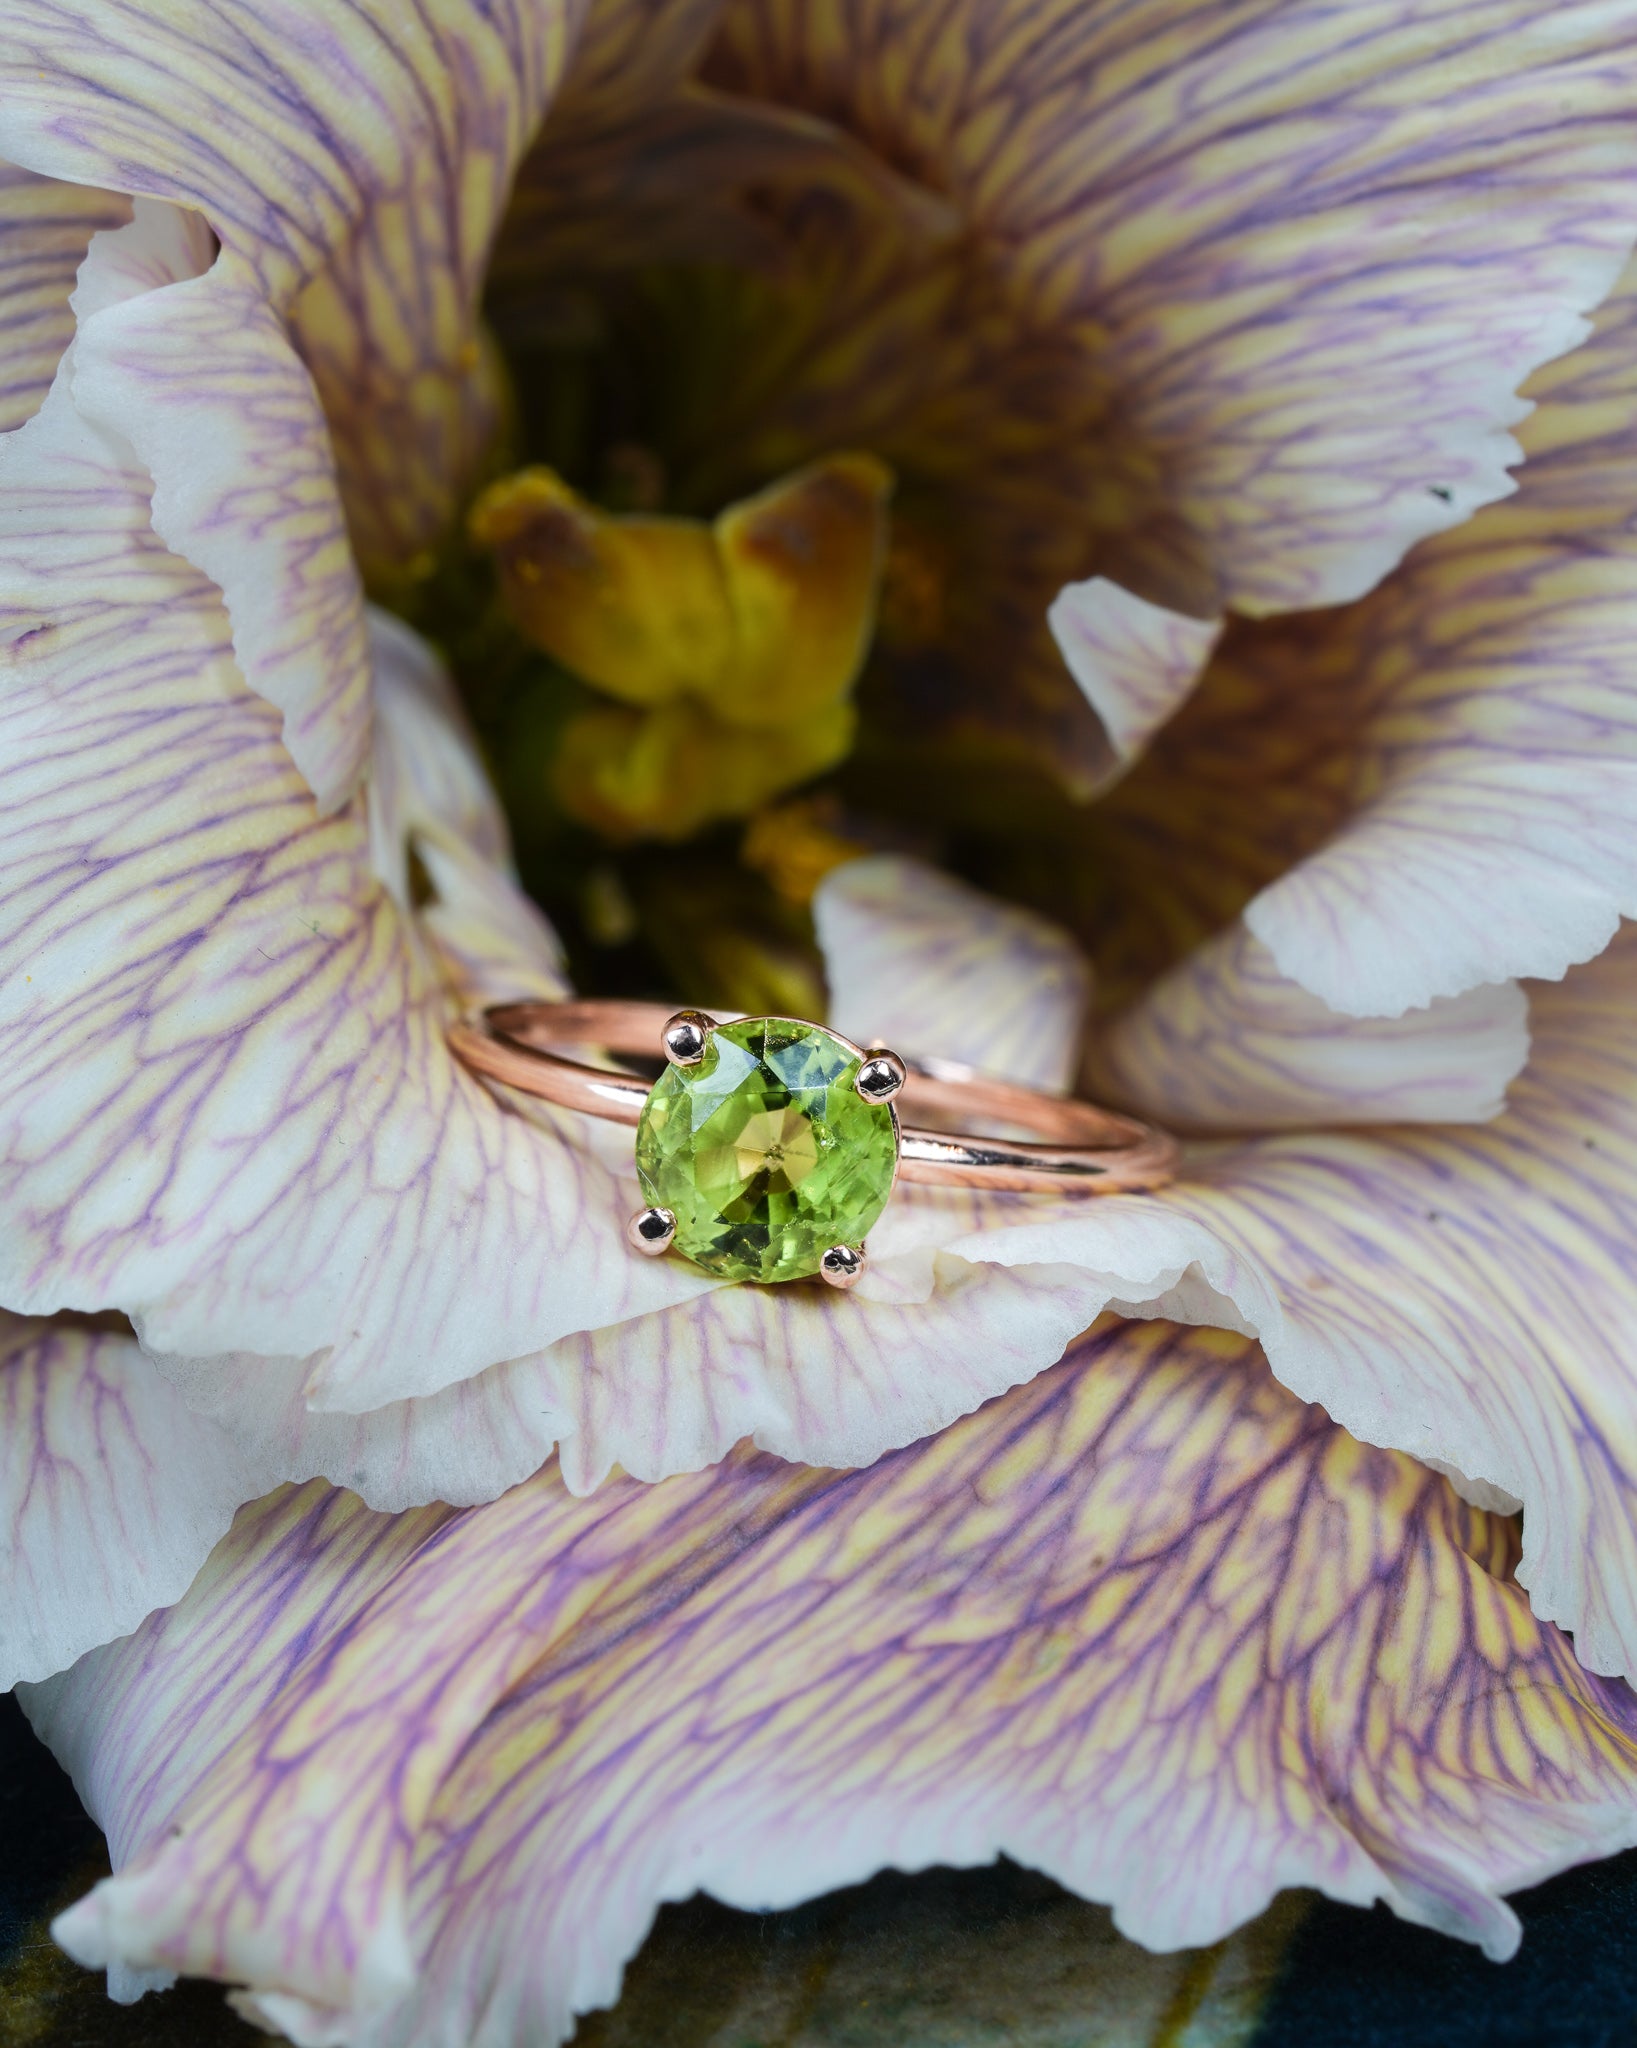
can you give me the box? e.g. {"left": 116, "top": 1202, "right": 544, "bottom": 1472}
{"left": 448, "top": 1001, "right": 1179, "bottom": 1289}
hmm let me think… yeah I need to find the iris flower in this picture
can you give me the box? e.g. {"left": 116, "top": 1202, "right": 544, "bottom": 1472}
{"left": 6, "top": 0, "right": 1637, "bottom": 2038}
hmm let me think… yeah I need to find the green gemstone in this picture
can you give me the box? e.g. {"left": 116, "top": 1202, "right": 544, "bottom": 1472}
{"left": 635, "top": 1016, "right": 898, "bottom": 1283}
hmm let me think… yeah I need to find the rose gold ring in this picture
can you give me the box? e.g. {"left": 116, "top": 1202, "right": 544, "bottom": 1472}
{"left": 449, "top": 1001, "right": 1177, "bottom": 1290}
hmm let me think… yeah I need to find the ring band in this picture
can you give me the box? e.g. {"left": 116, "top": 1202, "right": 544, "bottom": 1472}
{"left": 450, "top": 1001, "right": 1178, "bottom": 1195}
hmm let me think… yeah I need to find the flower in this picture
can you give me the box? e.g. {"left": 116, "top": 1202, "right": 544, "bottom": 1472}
{"left": 24, "top": 1327, "right": 1637, "bottom": 2042}
{"left": 5, "top": 0, "right": 1637, "bottom": 2034}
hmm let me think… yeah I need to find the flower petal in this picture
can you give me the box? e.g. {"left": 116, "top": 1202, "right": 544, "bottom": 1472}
{"left": 0, "top": 161, "right": 127, "bottom": 433}
{"left": 1096, "top": 257, "right": 1637, "bottom": 1018}
{"left": 706, "top": 0, "right": 1637, "bottom": 620}
{"left": 0, "top": 346, "right": 703, "bottom": 1420}
{"left": 140, "top": 1342, "right": 576, "bottom": 1517}
{"left": 1138, "top": 922, "right": 1637, "bottom": 1684}
{"left": 28, "top": 1326, "right": 1637, "bottom": 2044}
{"left": 0, "top": 0, "right": 578, "bottom": 574}
{"left": 1047, "top": 578, "right": 1221, "bottom": 773}
{"left": 1094, "top": 924, "right": 1530, "bottom": 1131}
{"left": 335, "top": 856, "right": 1538, "bottom": 1499}
{"left": 69, "top": 204, "right": 372, "bottom": 807}
{"left": 364, "top": 603, "right": 568, "bottom": 1008}
{"left": 814, "top": 855, "right": 1090, "bottom": 1091}
{"left": 1245, "top": 275, "right": 1637, "bottom": 1012}
{"left": 497, "top": 0, "right": 955, "bottom": 298}
{"left": 805, "top": 868, "right": 1637, "bottom": 1684}
{"left": 0, "top": 1313, "right": 257, "bottom": 1686}
{"left": 365, "top": 607, "right": 513, "bottom": 906}
{"left": 899, "top": 978, "right": 1637, "bottom": 1676}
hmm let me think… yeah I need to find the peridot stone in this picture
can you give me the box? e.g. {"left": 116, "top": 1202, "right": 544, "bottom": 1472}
{"left": 635, "top": 1016, "right": 897, "bottom": 1283}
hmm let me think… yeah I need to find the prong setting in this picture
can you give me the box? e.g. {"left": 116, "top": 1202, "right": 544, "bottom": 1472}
{"left": 662, "top": 1009, "right": 716, "bottom": 1067}
{"left": 819, "top": 1243, "right": 865, "bottom": 1290}
{"left": 856, "top": 1047, "right": 907, "bottom": 1104}
{"left": 627, "top": 1205, "right": 677, "bottom": 1256}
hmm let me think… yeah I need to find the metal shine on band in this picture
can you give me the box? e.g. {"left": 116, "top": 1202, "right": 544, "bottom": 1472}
{"left": 450, "top": 1000, "right": 1179, "bottom": 1195}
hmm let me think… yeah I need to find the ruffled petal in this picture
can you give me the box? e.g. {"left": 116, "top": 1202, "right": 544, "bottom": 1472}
{"left": 0, "top": 0, "right": 578, "bottom": 576}
{"left": 27, "top": 1326, "right": 1637, "bottom": 2045}
{"left": 815, "top": 855, "right": 1090, "bottom": 1090}
{"left": 69, "top": 205, "right": 372, "bottom": 807}
{"left": 1139, "top": 923, "right": 1637, "bottom": 1684}
{"left": 1096, "top": 257, "right": 1637, "bottom": 1018}
{"left": 0, "top": 1314, "right": 258, "bottom": 1686}
{"left": 239, "top": 856, "right": 1540, "bottom": 1508}
{"left": 1094, "top": 924, "right": 1530, "bottom": 1131}
{"left": 365, "top": 608, "right": 513, "bottom": 906}
{"left": 0, "top": 343, "right": 703, "bottom": 1421}
{"left": 1246, "top": 266, "right": 1637, "bottom": 1012}
{"left": 0, "top": 161, "right": 127, "bottom": 434}
{"left": 365, "top": 604, "right": 569, "bottom": 1008}
{"left": 1047, "top": 578, "right": 1220, "bottom": 773}
{"left": 940, "top": 929, "right": 1637, "bottom": 1686}
{"left": 706, "top": 0, "right": 1637, "bottom": 621}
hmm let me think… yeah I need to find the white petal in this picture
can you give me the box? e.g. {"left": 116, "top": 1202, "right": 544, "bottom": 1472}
{"left": 815, "top": 855, "right": 1090, "bottom": 1090}
{"left": 0, "top": 0, "right": 582, "bottom": 575}
{"left": 1237, "top": 262, "right": 1637, "bottom": 1015}
{"left": 366, "top": 609, "right": 511, "bottom": 901}
{"left": 69, "top": 204, "right": 372, "bottom": 808}
{"left": 1048, "top": 577, "right": 1220, "bottom": 773}
{"left": 0, "top": 160, "right": 128, "bottom": 433}
{"left": 1096, "top": 924, "right": 1530, "bottom": 1129}
{"left": 0, "top": 1314, "right": 257, "bottom": 1686}
{"left": 0, "top": 341, "right": 703, "bottom": 1424}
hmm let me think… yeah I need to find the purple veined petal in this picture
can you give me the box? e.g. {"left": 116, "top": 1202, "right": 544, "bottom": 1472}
{"left": 1136, "top": 922, "right": 1637, "bottom": 1685}
{"left": 814, "top": 855, "right": 1091, "bottom": 1091}
{"left": 1098, "top": 255, "right": 1637, "bottom": 1020}
{"left": 807, "top": 863, "right": 1637, "bottom": 1683}
{"left": 0, "top": 338, "right": 709, "bottom": 1429}
{"left": 26, "top": 1324, "right": 1637, "bottom": 2046}
{"left": 954, "top": 926, "right": 1637, "bottom": 1683}
{"left": 0, "top": 1313, "right": 264, "bottom": 1686}
{"left": 0, "top": 0, "right": 587, "bottom": 807}
{"left": 0, "top": 160, "right": 128, "bottom": 434}
{"left": 1093, "top": 923, "right": 1531, "bottom": 1131}
{"left": 268, "top": 853, "right": 1539, "bottom": 1503}
{"left": 0, "top": 0, "right": 581, "bottom": 578}
{"left": 705, "top": 0, "right": 1637, "bottom": 623}
{"left": 1047, "top": 577, "right": 1222, "bottom": 776}
{"left": 365, "top": 608, "right": 514, "bottom": 907}
{"left": 67, "top": 205, "right": 372, "bottom": 808}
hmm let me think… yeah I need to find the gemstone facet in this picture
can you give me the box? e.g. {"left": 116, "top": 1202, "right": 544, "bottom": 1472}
{"left": 634, "top": 1016, "right": 898, "bottom": 1283}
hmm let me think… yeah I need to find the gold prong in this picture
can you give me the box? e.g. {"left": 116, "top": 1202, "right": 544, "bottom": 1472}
{"left": 662, "top": 1010, "right": 716, "bottom": 1067}
{"left": 856, "top": 1048, "right": 907, "bottom": 1104}
{"left": 819, "top": 1243, "right": 865, "bottom": 1290}
{"left": 627, "top": 1206, "right": 677, "bottom": 1256}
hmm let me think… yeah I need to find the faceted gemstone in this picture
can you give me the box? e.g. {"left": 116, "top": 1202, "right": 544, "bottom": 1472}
{"left": 635, "top": 1016, "right": 898, "bottom": 1283}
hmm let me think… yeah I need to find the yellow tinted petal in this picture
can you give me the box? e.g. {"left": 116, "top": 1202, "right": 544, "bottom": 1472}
{"left": 31, "top": 1328, "right": 1637, "bottom": 2041}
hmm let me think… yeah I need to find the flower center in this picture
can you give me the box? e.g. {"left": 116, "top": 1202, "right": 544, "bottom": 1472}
{"left": 468, "top": 450, "right": 893, "bottom": 843}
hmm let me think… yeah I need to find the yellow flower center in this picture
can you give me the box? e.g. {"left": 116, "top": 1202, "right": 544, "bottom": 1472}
{"left": 469, "top": 452, "right": 893, "bottom": 840}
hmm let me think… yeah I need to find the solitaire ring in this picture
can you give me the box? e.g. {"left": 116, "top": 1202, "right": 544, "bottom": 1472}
{"left": 449, "top": 1002, "right": 1178, "bottom": 1288}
